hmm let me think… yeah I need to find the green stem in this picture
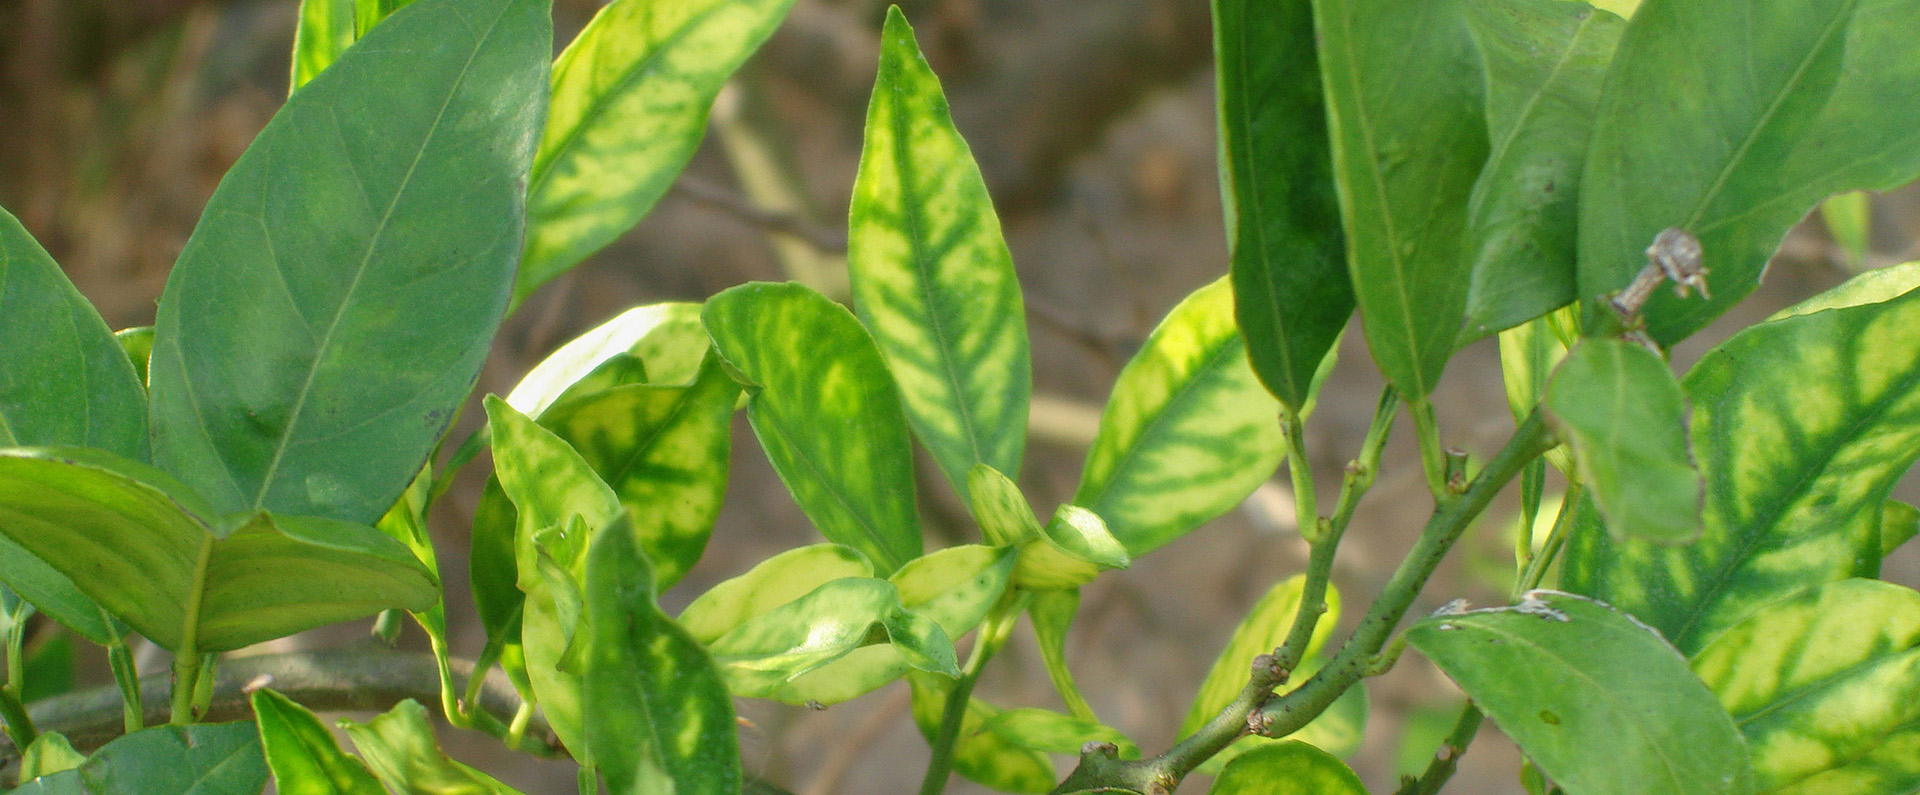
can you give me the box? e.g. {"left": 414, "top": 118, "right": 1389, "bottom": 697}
{"left": 107, "top": 641, "right": 142, "bottom": 734}
{"left": 1283, "top": 409, "right": 1320, "bottom": 543}
{"left": 168, "top": 653, "right": 200, "bottom": 726}
{"left": 0, "top": 686, "right": 35, "bottom": 750}
{"left": 5, "top": 603, "right": 29, "bottom": 695}
{"left": 1410, "top": 399, "right": 1449, "bottom": 498}
{"left": 921, "top": 593, "right": 1030, "bottom": 795}
{"left": 1395, "top": 702, "right": 1484, "bottom": 795}
{"left": 578, "top": 763, "right": 597, "bottom": 795}
{"left": 1516, "top": 483, "right": 1582, "bottom": 597}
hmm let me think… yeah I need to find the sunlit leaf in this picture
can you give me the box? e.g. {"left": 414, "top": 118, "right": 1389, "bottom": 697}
{"left": 705, "top": 576, "right": 958, "bottom": 699}
{"left": 505, "top": 302, "right": 709, "bottom": 418}
{"left": 1820, "top": 192, "right": 1872, "bottom": 272}
{"left": 113, "top": 327, "right": 153, "bottom": 389}
{"left": 18, "top": 733, "right": 85, "bottom": 782}
{"left": 1769, "top": 260, "right": 1920, "bottom": 321}
{"left": 1011, "top": 504, "right": 1129, "bottom": 590}
{"left": 849, "top": 8, "right": 1031, "bottom": 501}
{"left": 585, "top": 514, "right": 739, "bottom": 795}
{"left": 1692, "top": 579, "right": 1920, "bottom": 794}
{"left": 341, "top": 700, "right": 524, "bottom": 795}
{"left": 1407, "top": 591, "right": 1753, "bottom": 795}
{"left": 1578, "top": 0, "right": 1920, "bottom": 343}
{"left": 1215, "top": 0, "right": 1350, "bottom": 411}
{"left": 1458, "top": 0, "right": 1623, "bottom": 339}
{"left": 1543, "top": 339, "right": 1700, "bottom": 543}
{"left": 1312, "top": 0, "right": 1487, "bottom": 400}
{"left": 1074, "top": 277, "right": 1284, "bottom": 555}
{"left": 1207, "top": 741, "right": 1366, "bottom": 795}
{"left": 80, "top": 722, "right": 268, "bottom": 795}
{"left": 519, "top": 0, "right": 798, "bottom": 302}
{"left": 289, "top": 0, "right": 354, "bottom": 91}
{"left": 705, "top": 282, "right": 922, "bottom": 573}
{"left": 251, "top": 688, "right": 384, "bottom": 795}
{"left": 1882, "top": 501, "right": 1919, "bottom": 561}
{"left": 677, "top": 544, "right": 875, "bottom": 644}
{"left": 1564, "top": 288, "right": 1920, "bottom": 653}
{"left": 968, "top": 465, "right": 1043, "bottom": 547}
{"left": 907, "top": 671, "right": 1054, "bottom": 794}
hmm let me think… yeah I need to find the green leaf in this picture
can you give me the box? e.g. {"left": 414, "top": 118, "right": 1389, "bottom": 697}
{"left": 80, "top": 722, "right": 268, "bottom": 795}
{"left": 1692, "top": 579, "right": 1920, "bottom": 794}
{"left": 1312, "top": 0, "right": 1487, "bottom": 400}
{"left": 1011, "top": 504, "right": 1130, "bottom": 590}
{"left": 585, "top": 513, "right": 740, "bottom": 795}
{"left": 519, "top": 0, "right": 798, "bottom": 302}
{"left": 372, "top": 466, "right": 458, "bottom": 727}
{"left": 148, "top": 0, "right": 549, "bottom": 525}
{"left": 980, "top": 708, "right": 1138, "bottom": 759}
{"left": 1458, "top": 0, "right": 1624, "bottom": 339}
{"left": 848, "top": 8, "right": 1031, "bottom": 501}
{"left": 705, "top": 576, "right": 958, "bottom": 699}
{"left": 967, "top": 465, "right": 1043, "bottom": 547}
{"left": 0, "top": 205, "right": 146, "bottom": 458}
{"left": 1542, "top": 339, "right": 1700, "bottom": 543}
{"left": 704, "top": 282, "right": 922, "bottom": 573}
{"left": 1820, "top": 192, "right": 1872, "bottom": 272}
{"left": 1407, "top": 590, "right": 1753, "bottom": 795}
{"left": 1882, "top": 501, "right": 1919, "bottom": 561}
{"left": 1073, "top": 277, "right": 1284, "bottom": 555}
{"left": 0, "top": 531, "right": 123, "bottom": 645}
{"left": 7, "top": 770, "right": 82, "bottom": 795}
{"left": 907, "top": 671, "right": 1055, "bottom": 794}
{"left": 1214, "top": 0, "right": 1350, "bottom": 411}
{"left": 1578, "top": 0, "right": 1920, "bottom": 344}
{"left": 1207, "top": 741, "right": 1366, "bottom": 795}
{"left": 113, "top": 327, "right": 153, "bottom": 390}
{"left": 677, "top": 544, "right": 875, "bottom": 644}
{"left": 533, "top": 355, "right": 738, "bottom": 589}
{"left": 251, "top": 688, "right": 384, "bottom": 795}
{"left": 341, "top": 700, "right": 524, "bottom": 795}
{"left": 1028, "top": 589, "right": 1096, "bottom": 722}
{"left": 289, "top": 0, "right": 354, "bottom": 91}
{"left": 19, "top": 733, "right": 85, "bottom": 782}
{"left": 769, "top": 544, "right": 1014, "bottom": 705}
{"left": 1770, "top": 260, "right": 1920, "bottom": 322}
{"left": 1564, "top": 289, "right": 1920, "bottom": 653}
{"left": 1180, "top": 576, "right": 1340, "bottom": 761}
{"left": 0, "top": 447, "right": 436, "bottom": 654}
{"left": 505, "top": 302, "right": 710, "bottom": 418}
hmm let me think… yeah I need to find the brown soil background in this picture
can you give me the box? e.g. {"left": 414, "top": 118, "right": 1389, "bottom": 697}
{"left": 5, "top": 1, "right": 1920, "bottom": 792}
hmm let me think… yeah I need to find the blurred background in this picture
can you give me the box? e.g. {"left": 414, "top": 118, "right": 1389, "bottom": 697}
{"left": 4, "top": 0, "right": 1920, "bottom": 792}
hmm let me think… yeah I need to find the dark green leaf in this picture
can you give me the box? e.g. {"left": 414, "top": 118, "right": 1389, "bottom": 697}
{"left": 1074, "top": 277, "right": 1284, "bottom": 555}
{"left": 519, "top": 0, "right": 798, "bottom": 302}
{"left": 148, "top": 0, "right": 549, "bottom": 524}
{"left": 1564, "top": 287, "right": 1920, "bottom": 653}
{"left": 585, "top": 513, "right": 739, "bottom": 795}
{"left": 1312, "top": 0, "right": 1487, "bottom": 400}
{"left": 1459, "top": 0, "right": 1623, "bottom": 339}
{"left": 0, "top": 532, "right": 124, "bottom": 645}
{"left": 1407, "top": 591, "right": 1753, "bottom": 795}
{"left": 849, "top": 8, "right": 1031, "bottom": 501}
{"left": 907, "top": 671, "right": 1054, "bottom": 794}
{"left": 251, "top": 688, "right": 384, "bottom": 795}
{"left": 1207, "top": 741, "right": 1366, "bottom": 795}
{"left": 341, "top": 700, "right": 524, "bottom": 795}
{"left": 0, "top": 447, "right": 435, "bottom": 654}
{"left": 1692, "top": 579, "right": 1920, "bottom": 794}
{"left": 81, "top": 722, "right": 268, "bottom": 795}
{"left": 704, "top": 282, "right": 922, "bottom": 573}
{"left": 1578, "top": 0, "right": 1920, "bottom": 343}
{"left": 1215, "top": 0, "right": 1350, "bottom": 410}
{"left": 1542, "top": 339, "right": 1700, "bottom": 543}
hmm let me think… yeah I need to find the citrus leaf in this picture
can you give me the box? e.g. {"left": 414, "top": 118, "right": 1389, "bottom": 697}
{"left": 1692, "top": 579, "right": 1920, "bottom": 794}
{"left": 341, "top": 700, "right": 524, "bottom": 795}
{"left": 1207, "top": 741, "right": 1366, "bottom": 795}
{"left": 505, "top": 302, "right": 708, "bottom": 418}
{"left": 251, "top": 688, "right": 384, "bottom": 795}
{"left": 1542, "top": 339, "right": 1700, "bottom": 543}
{"left": 981, "top": 708, "right": 1138, "bottom": 759}
{"left": 1408, "top": 591, "right": 1753, "bottom": 795}
{"left": 519, "top": 0, "right": 798, "bottom": 302}
{"left": 1215, "top": 0, "right": 1350, "bottom": 411}
{"left": 705, "top": 282, "right": 922, "bottom": 573}
{"left": 1012, "top": 504, "right": 1129, "bottom": 590}
{"left": 1459, "top": 0, "right": 1624, "bottom": 339}
{"left": 967, "top": 465, "right": 1043, "bottom": 547}
{"left": 677, "top": 544, "right": 875, "bottom": 644}
{"left": 849, "top": 8, "right": 1031, "bottom": 501}
{"left": 1564, "top": 287, "right": 1920, "bottom": 653}
{"left": 148, "top": 0, "right": 548, "bottom": 525}
{"left": 80, "top": 722, "right": 268, "bottom": 795}
{"left": 1073, "top": 277, "right": 1284, "bottom": 556}
{"left": 1312, "top": 0, "right": 1487, "bottom": 400}
{"left": 18, "top": 733, "right": 85, "bottom": 782}
{"left": 1578, "top": 0, "right": 1920, "bottom": 344}
{"left": 706, "top": 577, "right": 958, "bottom": 698}
{"left": 1028, "top": 589, "right": 1097, "bottom": 722}
{"left": 1180, "top": 576, "right": 1338, "bottom": 739}
{"left": 907, "top": 671, "right": 1054, "bottom": 794}
{"left": 585, "top": 513, "right": 739, "bottom": 795}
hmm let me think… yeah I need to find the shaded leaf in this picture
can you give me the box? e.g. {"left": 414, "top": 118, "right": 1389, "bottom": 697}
{"left": 1459, "top": 0, "right": 1624, "bottom": 339}
{"left": 1028, "top": 589, "right": 1096, "bottom": 721}
{"left": 1073, "top": 277, "right": 1284, "bottom": 555}
{"left": 706, "top": 576, "right": 958, "bottom": 699}
{"left": 1215, "top": 0, "right": 1350, "bottom": 410}
{"left": 1407, "top": 591, "right": 1753, "bottom": 795}
{"left": 148, "top": 0, "right": 549, "bottom": 524}
{"left": 341, "top": 700, "right": 523, "bottom": 795}
{"left": 1312, "top": 0, "right": 1487, "bottom": 400}
{"left": 585, "top": 513, "right": 739, "bottom": 795}
{"left": 0, "top": 531, "right": 124, "bottom": 645}
{"left": 80, "top": 722, "right": 268, "bottom": 795}
{"left": 1207, "top": 741, "right": 1366, "bottom": 795}
{"left": 705, "top": 282, "right": 921, "bottom": 573}
{"left": 1542, "top": 339, "right": 1700, "bottom": 543}
{"left": 1692, "top": 579, "right": 1920, "bottom": 794}
{"left": 1578, "top": 0, "right": 1920, "bottom": 343}
{"left": 113, "top": 327, "right": 153, "bottom": 389}
{"left": 519, "top": 0, "right": 798, "bottom": 301}
{"left": 18, "top": 733, "right": 85, "bottom": 782}
{"left": 907, "top": 671, "right": 1054, "bottom": 794}
{"left": 1564, "top": 289, "right": 1920, "bottom": 653}
{"left": 981, "top": 708, "right": 1138, "bottom": 759}
{"left": 849, "top": 9, "right": 1031, "bottom": 501}
{"left": 251, "top": 688, "right": 384, "bottom": 795}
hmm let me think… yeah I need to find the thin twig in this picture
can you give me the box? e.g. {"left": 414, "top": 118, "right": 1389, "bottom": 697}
{"left": 671, "top": 177, "right": 848, "bottom": 254}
